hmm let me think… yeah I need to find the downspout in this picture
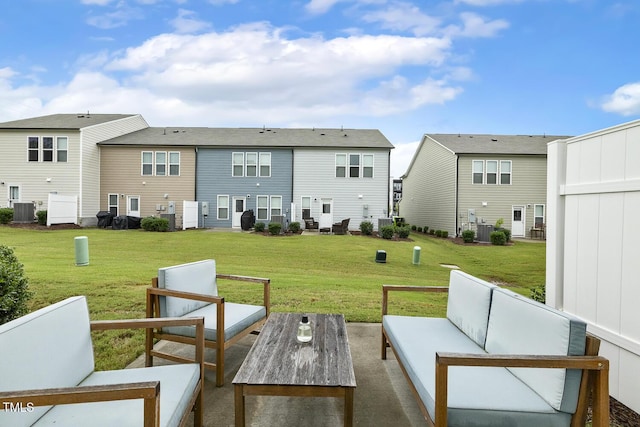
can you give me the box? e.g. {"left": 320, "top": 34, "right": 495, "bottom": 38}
{"left": 455, "top": 155, "right": 459, "bottom": 237}
{"left": 387, "top": 150, "right": 391, "bottom": 217}
{"left": 290, "top": 149, "right": 294, "bottom": 224}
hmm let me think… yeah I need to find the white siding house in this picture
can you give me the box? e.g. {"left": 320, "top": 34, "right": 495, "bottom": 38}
{"left": 547, "top": 119, "right": 640, "bottom": 413}
{"left": 0, "top": 114, "right": 149, "bottom": 225}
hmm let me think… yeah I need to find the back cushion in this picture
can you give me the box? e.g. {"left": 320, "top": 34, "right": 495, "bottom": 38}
{"left": 446, "top": 270, "right": 497, "bottom": 347}
{"left": 0, "top": 296, "right": 95, "bottom": 426}
{"left": 157, "top": 259, "right": 218, "bottom": 317}
{"left": 485, "top": 288, "right": 586, "bottom": 413}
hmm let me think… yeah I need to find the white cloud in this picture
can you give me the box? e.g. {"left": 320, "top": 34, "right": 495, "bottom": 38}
{"left": 361, "top": 2, "right": 441, "bottom": 36}
{"left": 445, "top": 12, "right": 509, "bottom": 38}
{"left": 305, "top": 0, "right": 344, "bottom": 15}
{"left": 601, "top": 82, "right": 640, "bottom": 116}
{"left": 390, "top": 140, "right": 420, "bottom": 177}
{"left": 454, "top": 0, "right": 523, "bottom": 6}
{"left": 86, "top": 3, "right": 144, "bottom": 29}
{"left": 208, "top": 0, "right": 240, "bottom": 5}
{"left": 170, "top": 9, "right": 212, "bottom": 34}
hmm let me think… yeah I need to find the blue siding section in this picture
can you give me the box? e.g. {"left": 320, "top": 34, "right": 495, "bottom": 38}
{"left": 197, "top": 148, "right": 293, "bottom": 228}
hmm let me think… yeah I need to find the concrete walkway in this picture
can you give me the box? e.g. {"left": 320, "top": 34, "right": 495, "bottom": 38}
{"left": 129, "top": 323, "right": 425, "bottom": 426}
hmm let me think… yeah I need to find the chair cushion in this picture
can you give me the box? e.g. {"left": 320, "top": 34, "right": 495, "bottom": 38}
{"left": 446, "top": 270, "right": 497, "bottom": 347}
{"left": 0, "top": 296, "right": 94, "bottom": 427}
{"left": 383, "top": 315, "right": 571, "bottom": 427}
{"left": 157, "top": 259, "right": 218, "bottom": 317}
{"left": 34, "top": 364, "right": 200, "bottom": 427}
{"left": 164, "top": 302, "right": 266, "bottom": 342}
{"left": 485, "top": 288, "right": 586, "bottom": 413}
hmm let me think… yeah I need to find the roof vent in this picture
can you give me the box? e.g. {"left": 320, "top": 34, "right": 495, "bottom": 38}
{"left": 491, "top": 138, "right": 498, "bottom": 142}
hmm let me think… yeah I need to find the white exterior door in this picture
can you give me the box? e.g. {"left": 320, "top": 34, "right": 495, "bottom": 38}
{"left": 127, "top": 196, "right": 140, "bottom": 217}
{"left": 232, "top": 197, "right": 245, "bottom": 228}
{"left": 512, "top": 205, "right": 525, "bottom": 237}
{"left": 8, "top": 185, "right": 20, "bottom": 207}
{"left": 319, "top": 199, "right": 333, "bottom": 229}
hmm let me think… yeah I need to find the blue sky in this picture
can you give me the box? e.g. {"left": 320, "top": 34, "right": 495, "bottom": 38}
{"left": 1, "top": 0, "right": 639, "bottom": 177}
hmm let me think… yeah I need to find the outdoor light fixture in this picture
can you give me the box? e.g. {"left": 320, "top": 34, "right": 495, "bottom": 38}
{"left": 46, "top": 177, "right": 52, "bottom": 182}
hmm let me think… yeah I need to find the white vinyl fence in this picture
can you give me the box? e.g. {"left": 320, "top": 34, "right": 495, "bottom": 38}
{"left": 46, "top": 194, "right": 78, "bottom": 226}
{"left": 182, "top": 201, "right": 198, "bottom": 230}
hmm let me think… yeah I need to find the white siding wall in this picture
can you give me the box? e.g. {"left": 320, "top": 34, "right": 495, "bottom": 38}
{"left": 293, "top": 148, "right": 390, "bottom": 230}
{"left": 80, "top": 115, "right": 148, "bottom": 224}
{"left": 547, "top": 120, "right": 640, "bottom": 413}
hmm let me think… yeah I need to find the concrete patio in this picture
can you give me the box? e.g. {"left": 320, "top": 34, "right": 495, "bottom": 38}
{"left": 128, "top": 322, "right": 425, "bottom": 426}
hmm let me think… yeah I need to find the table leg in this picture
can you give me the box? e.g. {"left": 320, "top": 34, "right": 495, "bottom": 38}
{"left": 234, "top": 384, "right": 245, "bottom": 427}
{"left": 344, "top": 387, "right": 354, "bottom": 427}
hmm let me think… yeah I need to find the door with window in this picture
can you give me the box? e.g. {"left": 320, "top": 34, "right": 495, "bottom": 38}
{"left": 232, "top": 197, "right": 245, "bottom": 228}
{"left": 8, "top": 185, "right": 20, "bottom": 207}
{"left": 512, "top": 206, "right": 525, "bottom": 237}
{"left": 127, "top": 196, "right": 140, "bottom": 217}
{"left": 319, "top": 199, "right": 333, "bottom": 229}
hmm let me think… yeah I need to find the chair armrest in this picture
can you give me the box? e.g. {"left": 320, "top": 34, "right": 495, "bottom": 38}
{"left": 0, "top": 382, "right": 161, "bottom": 427}
{"left": 382, "top": 285, "right": 449, "bottom": 316}
{"left": 147, "top": 286, "right": 224, "bottom": 305}
{"left": 217, "top": 274, "right": 271, "bottom": 317}
{"left": 433, "top": 352, "right": 610, "bottom": 427}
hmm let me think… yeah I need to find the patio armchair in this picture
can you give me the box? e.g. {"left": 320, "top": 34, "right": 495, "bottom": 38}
{"left": 146, "top": 259, "right": 270, "bottom": 387}
{"left": 332, "top": 218, "right": 350, "bottom": 235}
{"left": 304, "top": 217, "right": 319, "bottom": 231}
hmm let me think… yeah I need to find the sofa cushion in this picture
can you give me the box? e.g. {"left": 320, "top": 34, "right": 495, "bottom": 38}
{"left": 485, "top": 288, "right": 586, "bottom": 413}
{"left": 383, "top": 315, "right": 572, "bottom": 427}
{"left": 157, "top": 259, "right": 218, "bottom": 317}
{"left": 446, "top": 270, "right": 497, "bottom": 347}
{"left": 0, "top": 296, "right": 94, "bottom": 427}
{"left": 164, "top": 302, "right": 266, "bottom": 342}
{"left": 33, "top": 364, "right": 200, "bottom": 427}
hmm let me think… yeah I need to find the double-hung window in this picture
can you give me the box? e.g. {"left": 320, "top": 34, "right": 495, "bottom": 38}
{"left": 259, "top": 153, "right": 271, "bottom": 177}
{"left": 28, "top": 137, "right": 39, "bottom": 162}
{"left": 57, "top": 137, "right": 68, "bottom": 162}
{"left": 42, "top": 137, "right": 54, "bottom": 162}
{"left": 349, "top": 154, "right": 360, "bottom": 178}
{"left": 155, "top": 152, "right": 167, "bottom": 176}
{"left": 336, "top": 154, "right": 347, "bottom": 177}
{"left": 246, "top": 152, "right": 257, "bottom": 177}
{"left": 169, "top": 152, "right": 180, "bottom": 176}
{"left": 270, "top": 196, "right": 282, "bottom": 217}
{"left": 217, "top": 195, "right": 229, "bottom": 220}
{"left": 534, "top": 204, "right": 545, "bottom": 227}
{"left": 257, "top": 195, "right": 269, "bottom": 221}
{"left": 363, "top": 154, "right": 374, "bottom": 178}
{"left": 142, "top": 152, "right": 153, "bottom": 175}
{"left": 472, "top": 160, "right": 484, "bottom": 184}
{"left": 500, "top": 160, "right": 512, "bottom": 184}
{"left": 232, "top": 153, "right": 244, "bottom": 177}
{"left": 301, "top": 197, "right": 311, "bottom": 219}
{"left": 486, "top": 160, "right": 498, "bottom": 184}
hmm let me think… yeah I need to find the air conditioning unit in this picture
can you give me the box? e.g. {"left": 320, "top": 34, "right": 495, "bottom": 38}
{"left": 13, "top": 203, "right": 35, "bottom": 223}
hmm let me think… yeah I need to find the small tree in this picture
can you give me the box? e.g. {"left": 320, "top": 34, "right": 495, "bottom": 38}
{"left": 0, "top": 245, "right": 32, "bottom": 325}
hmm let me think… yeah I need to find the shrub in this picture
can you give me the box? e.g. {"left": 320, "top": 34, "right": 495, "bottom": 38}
{"left": 417, "top": 227, "right": 422, "bottom": 233}
{"left": 435, "top": 230, "right": 442, "bottom": 237}
{"left": 397, "top": 225, "right": 411, "bottom": 239}
{"left": 289, "top": 222, "right": 301, "bottom": 233}
{"left": 141, "top": 216, "right": 169, "bottom": 232}
{"left": 380, "top": 225, "right": 395, "bottom": 239}
{"left": 442, "top": 230, "right": 449, "bottom": 238}
{"left": 359, "top": 221, "right": 373, "bottom": 236}
{"left": 268, "top": 222, "right": 282, "bottom": 235}
{"left": 530, "top": 283, "right": 546, "bottom": 303}
{"left": 462, "top": 229, "right": 475, "bottom": 243}
{"left": 0, "top": 208, "right": 13, "bottom": 224}
{"left": 0, "top": 245, "right": 32, "bottom": 325}
{"left": 35, "top": 210, "right": 47, "bottom": 226}
{"left": 429, "top": 229, "right": 435, "bottom": 235}
{"left": 254, "top": 222, "right": 265, "bottom": 232}
{"left": 501, "top": 228, "right": 511, "bottom": 242}
{"left": 490, "top": 230, "right": 507, "bottom": 245}
{"left": 410, "top": 225, "right": 417, "bottom": 231}
{"left": 495, "top": 218, "right": 504, "bottom": 229}
{"left": 423, "top": 226, "right": 428, "bottom": 233}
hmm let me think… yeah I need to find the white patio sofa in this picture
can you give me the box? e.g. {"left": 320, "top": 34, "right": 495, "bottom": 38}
{"left": 382, "top": 270, "right": 610, "bottom": 427}
{"left": 0, "top": 296, "right": 204, "bottom": 427}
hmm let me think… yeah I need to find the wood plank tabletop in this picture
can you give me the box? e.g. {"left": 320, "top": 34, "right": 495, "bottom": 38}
{"left": 233, "top": 313, "right": 356, "bottom": 388}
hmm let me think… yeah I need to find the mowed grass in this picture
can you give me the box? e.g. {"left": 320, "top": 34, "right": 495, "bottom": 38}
{"left": 0, "top": 226, "right": 545, "bottom": 370}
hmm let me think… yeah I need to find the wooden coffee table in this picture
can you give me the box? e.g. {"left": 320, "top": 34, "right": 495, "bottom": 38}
{"left": 233, "top": 312, "right": 356, "bottom": 426}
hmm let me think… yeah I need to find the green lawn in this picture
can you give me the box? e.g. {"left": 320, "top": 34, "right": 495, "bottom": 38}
{"left": 0, "top": 226, "right": 545, "bottom": 370}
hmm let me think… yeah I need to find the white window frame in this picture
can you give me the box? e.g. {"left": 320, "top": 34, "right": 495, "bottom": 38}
{"left": 270, "top": 195, "right": 282, "bottom": 217}
{"left": 363, "top": 154, "right": 374, "bottom": 178}
{"left": 472, "top": 160, "right": 484, "bottom": 184}
{"left": 155, "top": 151, "right": 167, "bottom": 176}
{"left": 217, "top": 195, "right": 229, "bottom": 220}
{"left": 169, "top": 151, "right": 180, "bottom": 176}
{"left": 336, "top": 154, "right": 347, "bottom": 178}
{"left": 42, "top": 136, "right": 54, "bottom": 162}
{"left": 28, "top": 136, "right": 39, "bottom": 162}
{"left": 259, "top": 152, "right": 271, "bottom": 177}
{"left": 500, "top": 160, "right": 512, "bottom": 185}
{"left": 301, "top": 196, "right": 311, "bottom": 219}
{"left": 486, "top": 160, "right": 498, "bottom": 185}
{"left": 108, "top": 193, "right": 119, "bottom": 216}
{"left": 349, "top": 153, "right": 360, "bottom": 178}
{"left": 56, "top": 137, "right": 68, "bottom": 162}
{"left": 245, "top": 152, "right": 257, "bottom": 177}
{"left": 232, "top": 152, "right": 244, "bottom": 177}
{"left": 256, "top": 195, "right": 269, "bottom": 221}
{"left": 534, "top": 204, "right": 545, "bottom": 227}
{"left": 142, "top": 151, "right": 153, "bottom": 176}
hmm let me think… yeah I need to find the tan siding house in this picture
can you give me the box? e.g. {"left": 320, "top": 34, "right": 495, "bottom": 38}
{"left": 399, "top": 134, "right": 570, "bottom": 238}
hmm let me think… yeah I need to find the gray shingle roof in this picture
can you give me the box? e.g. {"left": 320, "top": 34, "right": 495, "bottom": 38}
{"left": 98, "top": 127, "right": 394, "bottom": 149}
{"left": 0, "top": 114, "right": 138, "bottom": 130}
{"left": 427, "top": 133, "right": 571, "bottom": 155}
